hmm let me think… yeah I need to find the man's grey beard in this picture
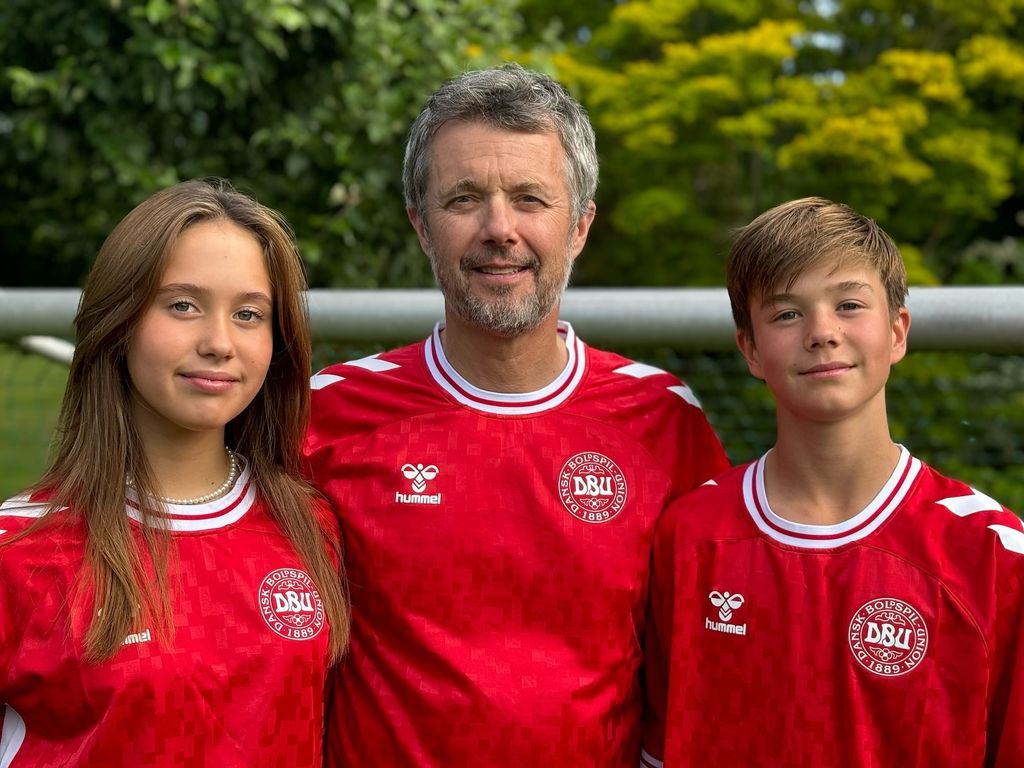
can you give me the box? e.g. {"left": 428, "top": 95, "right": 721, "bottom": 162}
{"left": 426, "top": 242, "right": 574, "bottom": 338}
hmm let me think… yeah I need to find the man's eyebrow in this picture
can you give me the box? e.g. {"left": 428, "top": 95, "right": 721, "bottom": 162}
{"left": 438, "top": 179, "right": 479, "bottom": 198}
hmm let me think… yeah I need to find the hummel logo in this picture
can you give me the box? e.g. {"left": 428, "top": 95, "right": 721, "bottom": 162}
{"left": 709, "top": 590, "right": 744, "bottom": 621}
{"left": 395, "top": 463, "right": 442, "bottom": 506}
{"left": 706, "top": 590, "right": 747, "bottom": 636}
{"left": 402, "top": 463, "right": 439, "bottom": 493}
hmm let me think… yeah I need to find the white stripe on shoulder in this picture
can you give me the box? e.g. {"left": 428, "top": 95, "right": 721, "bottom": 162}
{"left": 345, "top": 354, "right": 400, "bottom": 373}
{"left": 0, "top": 494, "right": 52, "bottom": 519}
{"left": 668, "top": 384, "right": 703, "bottom": 410}
{"left": 1, "top": 705, "right": 27, "bottom": 768}
{"left": 310, "top": 373, "right": 344, "bottom": 390}
{"left": 989, "top": 524, "right": 1024, "bottom": 556}
{"left": 702, "top": 478, "right": 718, "bottom": 487}
{"left": 640, "top": 749, "right": 665, "bottom": 768}
{"left": 613, "top": 362, "right": 666, "bottom": 379}
{"left": 936, "top": 488, "right": 1003, "bottom": 517}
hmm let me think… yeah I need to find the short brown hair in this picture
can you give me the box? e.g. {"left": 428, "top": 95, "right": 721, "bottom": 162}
{"left": 727, "top": 197, "right": 907, "bottom": 340}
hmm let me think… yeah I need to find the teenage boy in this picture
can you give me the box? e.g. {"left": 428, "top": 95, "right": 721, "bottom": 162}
{"left": 641, "top": 197, "right": 1024, "bottom": 767}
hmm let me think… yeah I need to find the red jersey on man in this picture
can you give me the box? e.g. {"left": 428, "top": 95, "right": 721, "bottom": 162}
{"left": 642, "top": 447, "right": 1024, "bottom": 767}
{"left": 0, "top": 460, "right": 333, "bottom": 767}
{"left": 304, "top": 322, "right": 728, "bottom": 767}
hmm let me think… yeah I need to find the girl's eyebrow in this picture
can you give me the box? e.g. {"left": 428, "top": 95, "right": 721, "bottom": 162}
{"left": 156, "top": 283, "right": 272, "bottom": 305}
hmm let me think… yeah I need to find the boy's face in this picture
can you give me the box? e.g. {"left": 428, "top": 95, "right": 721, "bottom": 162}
{"left": 736, "top": 261, "right": 910, "bottom": 425}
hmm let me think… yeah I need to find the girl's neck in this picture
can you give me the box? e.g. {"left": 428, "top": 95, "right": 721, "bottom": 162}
{"left": 137, "top": 430, "right": 235, "bottom": 504}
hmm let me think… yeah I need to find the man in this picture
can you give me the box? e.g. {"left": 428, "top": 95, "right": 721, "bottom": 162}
{"left": 304, "top": 63, "right": 729, "bottom": 766}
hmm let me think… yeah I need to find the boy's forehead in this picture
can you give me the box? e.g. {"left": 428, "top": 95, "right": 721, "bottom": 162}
{"left": 756, "top": 257, "right": 883, "bottom": 301}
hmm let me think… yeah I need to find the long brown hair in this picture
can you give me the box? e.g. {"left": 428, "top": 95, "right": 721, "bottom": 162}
{"left": 32, "top": 178, "right": 349, "bottom": 662}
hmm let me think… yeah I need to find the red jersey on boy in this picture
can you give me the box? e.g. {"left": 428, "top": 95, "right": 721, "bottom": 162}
{"left": 642, "top": 446, "right": 1024, "bottom": 767}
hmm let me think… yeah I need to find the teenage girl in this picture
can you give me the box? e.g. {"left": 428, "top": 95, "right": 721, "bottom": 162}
{"left": 0, "top": 179, "right": 348, "bottom": 767}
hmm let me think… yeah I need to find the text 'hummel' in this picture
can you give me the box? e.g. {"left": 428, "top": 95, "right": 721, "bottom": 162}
{"left": 396, "top": 463, "right": 442, "bottom": 506}
{"left": 706, "top": 590, "right": 747, "bottom": 636}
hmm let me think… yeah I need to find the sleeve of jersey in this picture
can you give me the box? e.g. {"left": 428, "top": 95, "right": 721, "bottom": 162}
{"left": 640, "top": 509, "right": 680, "bottom": 768}
{"left": 0, "top": 540, "right": 20, "bottom": 693}
{"left": 653, "top": 378, "right": 730, "bottom": 502}
{"left": 987, "top": 511, "right": 1024, "bottom": 765}
{"left": 302, "top": 364, "right": 356, "bottom": 486}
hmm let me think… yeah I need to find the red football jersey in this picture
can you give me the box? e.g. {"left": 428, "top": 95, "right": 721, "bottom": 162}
{"left": 642, "top": 447, "right": 1024, "bottom": 767}
{"left": 303, "top": 322, "right": 729, "bottom": 767}
{"left": 0, "top": 460, "right": 333, "bottom": 767}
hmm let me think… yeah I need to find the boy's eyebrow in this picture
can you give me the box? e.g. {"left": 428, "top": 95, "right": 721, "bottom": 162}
{"left": 763, "top": 280, "right": 874, "bottom": 305}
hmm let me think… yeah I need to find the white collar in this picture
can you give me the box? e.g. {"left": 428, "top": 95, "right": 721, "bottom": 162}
{"left": 423, "top": 320, "right": 587, "bottom": 415}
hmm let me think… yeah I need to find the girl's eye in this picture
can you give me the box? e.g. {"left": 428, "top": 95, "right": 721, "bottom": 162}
{"left": 236, "top": 309, "right": 264, "bottom": 323}
{"left": 170, "top": 300, "right": 194, "bottom": 313}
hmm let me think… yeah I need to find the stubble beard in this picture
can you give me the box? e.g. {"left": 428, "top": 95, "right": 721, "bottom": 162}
{"left": 426, "top": 240, "right": 574, "bottom": 338}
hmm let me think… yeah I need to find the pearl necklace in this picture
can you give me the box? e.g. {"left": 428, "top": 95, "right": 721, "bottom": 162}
{"left": 128, "top": 448, "right": 240, "bottom": 506}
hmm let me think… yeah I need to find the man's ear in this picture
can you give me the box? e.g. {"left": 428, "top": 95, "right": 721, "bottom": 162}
{"left": 569, "top": 200, "right": 597, "bottom": 262}
{"left": 736, "top": 328, "right": 765, "bottom": 380}
{"left": 408, "top": 206, "right": 431, "bottom": 254}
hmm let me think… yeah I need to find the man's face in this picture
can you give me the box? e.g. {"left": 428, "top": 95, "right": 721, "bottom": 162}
{"left": 408, "top": 121, "right": 595, "bottom": 337}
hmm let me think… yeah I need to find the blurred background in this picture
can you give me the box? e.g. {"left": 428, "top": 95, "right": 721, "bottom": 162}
{"left": 2, "top": 0, "right": 1022, "bottom": 507}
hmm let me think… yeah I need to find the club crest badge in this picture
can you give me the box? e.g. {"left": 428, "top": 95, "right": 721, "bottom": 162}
{"left": 848, "top": 597, "right": 928, "bottom": 677}
{"left": 259, "top": 568, "right": 326, "bottom": 641}
{"left": 558, "top": 452, "right": 627, "bottom": 524}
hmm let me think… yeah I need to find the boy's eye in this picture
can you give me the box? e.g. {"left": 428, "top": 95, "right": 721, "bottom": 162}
{"left": 775, "top": 310, "right": 799, "bottom": 322}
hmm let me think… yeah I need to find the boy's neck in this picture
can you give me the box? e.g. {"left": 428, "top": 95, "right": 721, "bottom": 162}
{"left": 763, "top": 412, "right": 901, "bottom": 526}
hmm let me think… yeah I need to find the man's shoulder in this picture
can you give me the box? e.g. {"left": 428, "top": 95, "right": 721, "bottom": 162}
{"left": 305, "top": 338, "right": 452, "bottom": 448}
{"left": 579, "top": 345, "right": 710, "bottom": 415}
{"left": 311, "top": 340, "right": 425, "bottom": 393}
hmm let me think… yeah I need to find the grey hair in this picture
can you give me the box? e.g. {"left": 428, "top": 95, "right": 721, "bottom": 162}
{"left": 403, "top": 62, "right": 599, "bottom": 223}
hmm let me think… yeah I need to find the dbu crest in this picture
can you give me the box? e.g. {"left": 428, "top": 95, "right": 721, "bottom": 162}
{"left": 558, "top": 452, "right": 627, "bottom": 524}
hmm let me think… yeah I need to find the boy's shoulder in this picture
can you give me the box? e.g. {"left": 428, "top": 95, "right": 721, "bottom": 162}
{"left": 656, "top": 463, "right": 750, "bottom": 539}
{"left": 895, "top": 461, "right": 1022, "bottom": 565}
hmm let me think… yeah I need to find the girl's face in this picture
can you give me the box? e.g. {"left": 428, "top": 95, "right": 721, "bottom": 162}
{"left": 126, "top": 219, "right": 274, "bottom": 445}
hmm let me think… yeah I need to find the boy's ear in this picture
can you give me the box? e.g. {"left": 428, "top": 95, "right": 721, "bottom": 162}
{"left": 890, "top": 306, "right": 911, "bottom": 364}
{"left": 736, "top": 328, "right": 765, "bottom": 380}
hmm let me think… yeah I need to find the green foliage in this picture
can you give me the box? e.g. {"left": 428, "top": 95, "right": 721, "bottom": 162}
{"left": 0, "top": 0, "right": 525, "bottom": 287}
{"left": 554, "top": 0, "right": 1024, "bottom": 287}
{"left": 0, "top": 344, "right": 67, "bottom": 498}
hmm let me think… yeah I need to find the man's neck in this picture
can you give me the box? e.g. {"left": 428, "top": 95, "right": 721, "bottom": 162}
{"left": 439, "top": 309, "right": 568, "bottom": 393}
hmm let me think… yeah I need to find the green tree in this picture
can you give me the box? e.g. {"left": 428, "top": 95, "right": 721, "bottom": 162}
{"left": 555, "top": 0, "right": 1024, "bottom": 288}
{"left": 0, "top": 0, "right": 524, "bottom": 288}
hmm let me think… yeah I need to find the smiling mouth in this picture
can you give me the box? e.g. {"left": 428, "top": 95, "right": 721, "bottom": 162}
{"left": 475, "top": 265, "right": 531, "bottom": 276}
{"left": 800, "top": 363, "right": 852, "bottom": 376}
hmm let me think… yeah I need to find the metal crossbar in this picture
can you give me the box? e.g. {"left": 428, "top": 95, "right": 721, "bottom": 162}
{"left": 1, "top": 286, "right": 1022, "bottom": 351}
